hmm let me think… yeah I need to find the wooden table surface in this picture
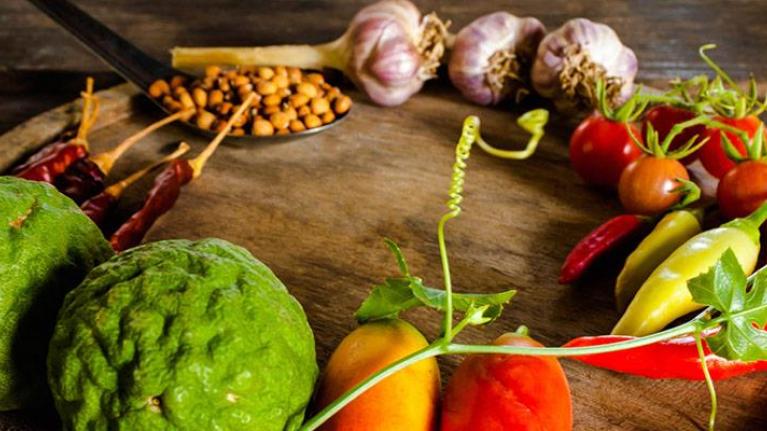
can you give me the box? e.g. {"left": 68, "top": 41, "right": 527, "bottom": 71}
{"left": 2, "top": 1, "right": 767, "bottom": 430}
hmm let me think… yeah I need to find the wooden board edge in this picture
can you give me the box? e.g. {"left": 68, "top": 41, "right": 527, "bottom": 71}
{"left": 0, "top": 82, "right": 140, "bottom": 172}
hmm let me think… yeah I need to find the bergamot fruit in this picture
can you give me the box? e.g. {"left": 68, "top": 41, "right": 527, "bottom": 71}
{"left": 0, "top": 177, "right": 113, "bottom": 410}
{"left": 48, "top": 238, "right": 317, "bottom": 430}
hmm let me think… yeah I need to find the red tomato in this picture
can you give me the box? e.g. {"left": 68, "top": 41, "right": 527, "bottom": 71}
{"left": 699, "top": 115, "right": 763, "bottom": 179}
{"left": 441, "top": 333, "right": 572, "bottom": 431}
{"left": 643, "top": 105, "right": 705, "bottom": 165}
{"left": 570, "top": 113, "right": 643, "bottom": 188}
{"left": 717, "top": 160, "right": 767, "bottom": 219}
{"left": 618, "top": 157, "right": 690, "bottom": 215}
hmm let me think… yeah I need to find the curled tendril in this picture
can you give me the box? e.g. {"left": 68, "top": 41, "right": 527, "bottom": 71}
{"left": 438, "top": 110, "right": 548, "bottom": 340}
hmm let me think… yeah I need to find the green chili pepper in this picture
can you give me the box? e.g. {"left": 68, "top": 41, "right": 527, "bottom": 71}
{"left": 612, "top": 202, "right": 767, "bottom": 336}
{"left": 615, "top": 209, "right": 704, "bottom": 312}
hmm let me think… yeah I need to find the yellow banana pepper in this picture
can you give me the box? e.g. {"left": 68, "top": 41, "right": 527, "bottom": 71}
{"left": 615, "top": 209, "right": 703, "bottom": 312}
{"left": 612, "top": 203, "right": 767, "bottom": 336}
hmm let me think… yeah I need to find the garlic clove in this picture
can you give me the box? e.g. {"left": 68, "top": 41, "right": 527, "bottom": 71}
{"left": 532, "top": 18, "right": 638, "bottom": 112}
{"left": 449, "top": 12, "right": 546, "bottom": 106}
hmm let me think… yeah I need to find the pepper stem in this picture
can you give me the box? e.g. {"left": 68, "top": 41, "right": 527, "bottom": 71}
{"left": 745, "top": 201, "right": 767, "bottom": 227}
{"left": 104, "top": 142, "right": 190, "bottom": 198}
{"left": 73, "top": 77, "right": 99, "bottom": 148}
{"left": 188, "top": 93, "right": 256, "bottom": 178}
{"left": 91, "top": 109, "right": 194, "bottom": 175}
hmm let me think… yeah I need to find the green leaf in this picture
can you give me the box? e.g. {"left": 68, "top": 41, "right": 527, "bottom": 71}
{"left": 356, "top": 239, "right": 516, "bottom": 323}
{"left": 688, "top": 249, "right": 747, "bottom": 313}
{"left": 355, "top": 276, "right": 515, "bottom": 324}
{"left": 688, "top": 249, "right": 767, "bottom": 361}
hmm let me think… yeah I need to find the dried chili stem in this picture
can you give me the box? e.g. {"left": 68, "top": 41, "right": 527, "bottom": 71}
{"left": 104, "top": 142, "right": 190, "bottom": 198}
{"left": 188, "top": 93, "right": 256, "bottom": 178}
{"left": 90, "top": 109, "right": 194, "bottom": 175}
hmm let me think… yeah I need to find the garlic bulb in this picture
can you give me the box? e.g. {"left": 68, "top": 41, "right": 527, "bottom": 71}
{"left": 531, "top": 18, "right": 638, "bottom": 112}
{"left": 449, "top": 12, "right": 545, "bottom": 106}
{"left": 172, "top": 0, "right": 451, "bottom": 107}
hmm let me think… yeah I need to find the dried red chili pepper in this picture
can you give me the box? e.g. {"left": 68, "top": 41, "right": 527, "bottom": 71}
{"left": 57, "top": 109, "right": 192, "bottom": 203}
{"left": 563, "top": 332, "right": 767, "bottom": 380}
{"left": 81, "top": 142, "right": 190, "bottom": 227}
{"left": 559, "top": 214, "right": 650, "bottom": 284}
{"left": 110, "top": 94, "right": 256, "bottom": 252}
{"left": 15, "top": 78, "right": 98, "bottom": 182}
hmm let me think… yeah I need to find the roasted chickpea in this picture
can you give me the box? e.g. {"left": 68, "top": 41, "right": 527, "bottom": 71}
{"left": 274, "top": 66, "right": 288, "bottom": 77}
{"left": 217, "top": 78, "right": 231, "bottom": 92}
{"left": 192, "top": 88, "right": 208, "bottom": 107}
{"left": 297, "top": 105, "right": 311, "bottom": 117}
{"left": 263, "top": 94, "right": 282, "bottom": 107}
{"left": 289, "top": 119, "right": 306, "bottom": 132}
{"left": 170, "top": 75, "right": 187, "bottom": 89}
{"left": 204, "top": 65, "right": 221, "bottom": 78}
{"left": 196, "top": 110, "right": 217, "bottom": 130}
{"left": 285, "top": 106, "right": 298, "bottom": 121}
{"left": 289, "top": 94, "right": 309, "bottom": 108}
{"left": 321, "top": 111, "right": 336, "bottom": 124}
{"left": 287, "top": 67, "right": 302, "bottom": 84}
{"left": 304, "top": 114, "right": 322, "bottom": 129}
{"left": 269, "top": 111, "right": 290, "bottom": 130}
{"left": 276, "top": 128, "right": 290, "bottom": 136}
{"left": 253, "top": 119, "right": 275, "bottom": 136}
{"left": 296, "top": 82, "right": 318, "bottom": 98}
{"left": 306, "top": 73, "right": 325, "bottom": 86}
{"left": 258, "top": 67, "right": 275, "bottom": 80}
{"left": 149, "top": 79, "right": 170, "bottom": 98}
{"left": 208, "top": 89, "right": 224, "bottom": 107}
{"left": 334, "top": 96, "right": 352, "bottom": 114}
{"left": 272, "top": 74, "right": 289, "bottom": 89}
{"left": 218, "top": 102, "right": 233, "bottom": 115}
{"left": 310, "top": 97, "right": 330, "bottom": 115}
{"left": 178, "top": 92, "right": 195, "bottom": 110}
{"left": 231, "top": 127, "right": 246, "bottom": 136}
{"left": 263, "top": 105, "right": 281, "bottom": 115}
{"left": 233, "top": 75, "right": 250, "bottom": 87}
{"left": 257, "top": 80, "right": 278, "bottom": 96}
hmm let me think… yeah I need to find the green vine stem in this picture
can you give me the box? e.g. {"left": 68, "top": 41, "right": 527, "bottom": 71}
{"left": 694, "top": 328, "right": 717, "bottom": 431}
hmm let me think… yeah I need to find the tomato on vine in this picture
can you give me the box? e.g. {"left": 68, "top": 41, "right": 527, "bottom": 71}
{"left": 693, "top": 45, "right": 767, "bottom": 178}
{"left": 569, "top": 80, "right": 645, "bottom": 188}
{"left": 618, "top": 118, "right": 704, "bottom": 215}
{"left": 717, "top": 123, "right": 767, "bottom": 219}
{"left": 643, "top": 105, "right": 705, "bottom": 165}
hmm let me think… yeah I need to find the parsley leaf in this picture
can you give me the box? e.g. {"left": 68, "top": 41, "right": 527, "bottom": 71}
{"left": 688, "top": 249, "right": 767, "bottom": 361}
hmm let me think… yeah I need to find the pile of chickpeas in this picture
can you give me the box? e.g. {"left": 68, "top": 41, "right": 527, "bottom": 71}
{"left": 148, "top": 66, "right": 352, "bottom": 136}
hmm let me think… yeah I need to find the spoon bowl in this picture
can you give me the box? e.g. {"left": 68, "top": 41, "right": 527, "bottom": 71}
{"left": 28, "top": 0, "right": 349, "bottom": 142}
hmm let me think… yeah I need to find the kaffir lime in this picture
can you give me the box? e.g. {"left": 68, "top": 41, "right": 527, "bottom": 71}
{"left": 0, "top": 177, "right": 113, "bottom": 410}
{"left": 48, "top": 238, "right": 317, "bottom": 430}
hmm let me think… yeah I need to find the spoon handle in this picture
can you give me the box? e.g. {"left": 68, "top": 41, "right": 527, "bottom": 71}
{"left": 27, "top": 0, "right": 179, "bottom": 91}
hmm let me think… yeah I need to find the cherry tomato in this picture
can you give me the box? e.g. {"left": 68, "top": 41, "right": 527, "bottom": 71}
{"left": 699, "top": 115, "right": 763, "bottom": 179}
{"left": 441, "top": 332, "right": 572, "bottom": 431}
{"left": 717, "top": 160, "right": 767, "bottom": 219}
{"left": 618, "top": 157, "right": 689, "bottom": 215}
{"left": 643, "top": 105, "right": 705, "bottom": 165}
{"left": 570, "top": 113, "right": 643, "bottom": 188}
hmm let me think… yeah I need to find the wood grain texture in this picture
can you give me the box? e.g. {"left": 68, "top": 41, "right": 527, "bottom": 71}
{"left": 2, "top": 82, "right": 767, "bottom": 431}
{"left": 2, "top": 1, "right": 767, "bottom": 430}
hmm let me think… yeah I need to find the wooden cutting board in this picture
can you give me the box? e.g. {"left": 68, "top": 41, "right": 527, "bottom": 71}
{"left": 1, "top": 82, "right": 766, "bottom": 431}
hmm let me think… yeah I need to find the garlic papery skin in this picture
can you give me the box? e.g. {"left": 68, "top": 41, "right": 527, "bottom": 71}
{"left": 531, "top": 18, "right": 638, "bottom": 112}
{"left": 172, "top": 0, "right": 451, "bottom": 107}
{"left": 449, "top": 12, "right": 545, "bottom": 106}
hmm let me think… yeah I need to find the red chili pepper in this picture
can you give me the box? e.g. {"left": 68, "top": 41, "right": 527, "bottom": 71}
{"left": 81, "top": 143, "right": 190, "bottom": 228}
{"left": 109, "top": 94, "right": 255, "bottom": 252}
{"left": 109, "top": 160, "right": 193, "bottom": 251}
{"left": 559, "top": 214, "right": 649, "bottom": 284}
{"left": 563, "top": 333, "right": 767, "bottom": 380}
{"left": 15, "top": 143, "right": 89, "bottom": 183}
{"left": 14, "top": 78, "right": 98, "bottom": 184}
{"left": 57, "top": 109, "right": 192, "bottom": 204}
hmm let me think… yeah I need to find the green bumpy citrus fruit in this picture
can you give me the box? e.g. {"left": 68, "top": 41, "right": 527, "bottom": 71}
{"left": 48, "top": 238, "right": 318, "bottom": 431}
{"left": 0, "top": 177, "right": 113, "bottom": 410}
